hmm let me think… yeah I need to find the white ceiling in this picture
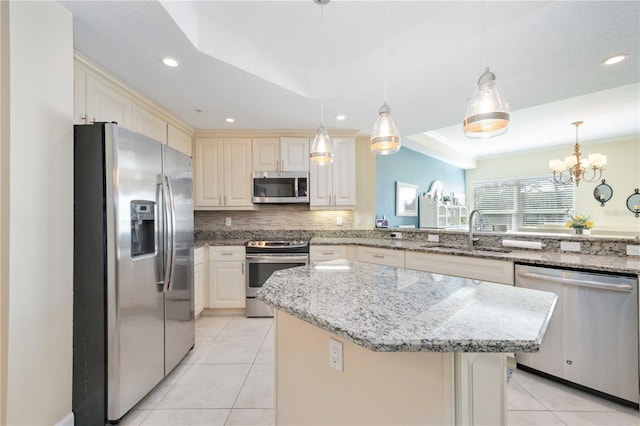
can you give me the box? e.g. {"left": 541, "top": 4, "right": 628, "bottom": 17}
{"left": 60, "top": 1, "right": 640, "bottom": 168}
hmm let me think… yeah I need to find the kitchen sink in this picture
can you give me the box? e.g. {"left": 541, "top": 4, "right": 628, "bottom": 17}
{"left": 420, "top": 244, "right": 512, "bottom": 254}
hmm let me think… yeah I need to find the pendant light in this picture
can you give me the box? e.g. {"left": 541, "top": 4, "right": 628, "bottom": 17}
{"left": 370, "top": 0, "right": 401, "bottom": 155}
{"left": 310, "top": 0, "right": 334, "bottom": 165}
{"left": 463, "top": 1, "right": 510, "bottom": 139}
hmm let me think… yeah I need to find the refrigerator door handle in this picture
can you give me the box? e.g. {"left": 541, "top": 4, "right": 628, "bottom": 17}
{"left": 161, "top": 175, "right": 174, "bottom": 293}
{"left": 165, "top": 175, "right": 177, "bottom": 291}
{"left": 156, "top": 177, "right": 165, "bottom": 290}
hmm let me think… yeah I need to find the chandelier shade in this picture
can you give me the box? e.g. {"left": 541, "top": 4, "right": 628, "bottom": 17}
{"left": 370, "top": 103, "right": 401, "bottom": 155}
{"left": 549, "top": 121, "right": 606, "bottom": 186}
{"left": 463, "top": 67, "right": 510, "bottom": 138}
{"left": 310, "top": 125, "right": 334, "bottom": 165}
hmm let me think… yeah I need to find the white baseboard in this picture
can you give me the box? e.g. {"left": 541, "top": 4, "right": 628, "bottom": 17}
{"left": 55, "top": 411, "right": 74, "bottom": 426}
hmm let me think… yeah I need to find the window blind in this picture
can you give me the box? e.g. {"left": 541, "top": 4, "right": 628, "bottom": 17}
{"left": 472, "top": 176, "right": 574, "bottom": 231}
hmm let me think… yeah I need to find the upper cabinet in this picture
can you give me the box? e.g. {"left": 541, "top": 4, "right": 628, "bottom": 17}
{"left": 168, "top": 124, "right": 193, "bottom": 157}
{"left": 310, "top": 138, "right": 356, "bottom": 209}
{"left": 76, "top": 67, "right": 132, "bottom": 128}
{"left": 194, "top": 138, "right": 254, "bottom": 210}
{"left": 74, "top": 56, "right": 193, "bottom": 157}
{"left": 132, "top": 103, "right": 167, "bottom": 144}
{"left": 253, "top": 137, "right": 309, "bottom": 172}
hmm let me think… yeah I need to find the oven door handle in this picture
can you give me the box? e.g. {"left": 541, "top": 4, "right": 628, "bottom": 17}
{"left": 246, "top": 254, "right": 309, "bottom": 263}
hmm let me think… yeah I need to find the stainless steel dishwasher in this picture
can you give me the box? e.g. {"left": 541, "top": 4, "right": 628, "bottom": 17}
{"left": 515, "top": 264, "right": 639, "bottom": 407}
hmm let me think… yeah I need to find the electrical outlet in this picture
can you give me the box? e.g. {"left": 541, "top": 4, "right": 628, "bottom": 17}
{"left": 560, "top": 241, "right": 580, "bottom": 252}
{"left": 329, "top": 338, "right": 343, "bottom": 372}
{"left": 225, "top": 217, "right": 231, "bottom": 226}
{"left": 355, "top": 216, "right": 363, "bottom": 226}
{"left": 390, "top": 232, "right": 402, "bottom": 239}
{"left": 336, "top": 216, "right": 343, "bottom": 226}
{"left": 428, "top": 234, "right": 440, "bottom": 242}
{"left": 627, "top": 245, "right": 640, "bottom": 256}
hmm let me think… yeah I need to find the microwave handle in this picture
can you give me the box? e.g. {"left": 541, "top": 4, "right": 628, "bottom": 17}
{"left": 294, "top": 177, "right": 299, "bottom": 198}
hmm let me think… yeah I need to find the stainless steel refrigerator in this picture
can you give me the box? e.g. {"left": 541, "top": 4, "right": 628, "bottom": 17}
{"left": 73, "top": 123, "right": 195, "bottom": 424}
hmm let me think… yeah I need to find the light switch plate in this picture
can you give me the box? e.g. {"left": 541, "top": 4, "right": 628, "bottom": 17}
{"left": 560, "top": 241, "right": 580, "bottom": 252}
{"left": 329, "top": 338, "right": 343, "bottom": 372}
{"left": 225, "top": 217, "right": 232, "bottom": 226}
{"left": 627, "top": 245, "right": 640, "bottom": 256}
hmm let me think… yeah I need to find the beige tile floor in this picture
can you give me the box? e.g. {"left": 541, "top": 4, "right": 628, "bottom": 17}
{"left": 120, "top": 315, "right": 640, "bottom": 426}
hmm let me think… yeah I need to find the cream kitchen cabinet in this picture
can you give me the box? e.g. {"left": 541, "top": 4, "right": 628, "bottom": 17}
{"left": 194, "top": 138, "right": 253, "bottom": 209}
{"left": 75, "top": 67, "right": 132, "bottom": 127}
{"left": 405, "top": 251, "right": 514, "bottom": 285}
{"left": 194, "top": 247, "right": 207, "bottom": 317}
{"left": 309, "top": 245, "right": 349, "bottom": 264}
{"left": 252, "top": 137, "right": 309, "bottom": 172}
{"left": 208, "top": 246, "right": 246, "bottom": 308}
{"left": 132, "top": 103, "right": 167, "bottom": 144}
{"left": 356, "top": 246, "right": 405, "bottom": 268}
{"left": 168, "top": 124, "right": 192, "bottom": 157}
{"left": 310, "top": 138, "right": 356, "bottom": 209}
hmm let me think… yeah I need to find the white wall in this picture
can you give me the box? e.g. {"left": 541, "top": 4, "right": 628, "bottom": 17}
{"left": 6, "top": 2, "right": 73, "bottom": 425}
{"left": 466, "top": 138, "right": 640, "bottom": 235}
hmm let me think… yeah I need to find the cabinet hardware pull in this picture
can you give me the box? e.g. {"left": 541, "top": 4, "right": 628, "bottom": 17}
{"left": 242, "top": 262, "right": 245, "bottom": 274}
{"left": 221, "top": 252, "right": 233, "bottom": 255}
{"left": 373, "top": 254, "right": 384, "bottom": 258}
{"left": 322, "top": 252, "right": 334, "bottom": 255}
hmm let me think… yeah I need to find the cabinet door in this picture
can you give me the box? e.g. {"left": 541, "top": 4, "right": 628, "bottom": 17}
{"left": 132, "top": 103, "right": 167, "bottom": 144}
{"left": 332, "top": 138, "right": 356, "bottom": 206}
{"left": 209, "top": 261, "right": 246, "bottom": 308}
{"left": 309, "top": 157, "right": 333, "bottom": 207}
{"left": 168, "top": 124, "right": 193, "bottom": 157}
{"left": 194, "top": 138, "right": 224, "bottom": 207}
{"left": 253, "top": 138, "right": 280, "bottom": 171}
{"left": 74, "top": 67, "right": 87, "bottom": 125}
{"left": 280, "top": 137, "right": 310, "bottom": 171}
{"left": 194, "top": 262, "right": 204, "bottom": 315}
{"left": 224, "top": 138, "right": 253, "bottom": 207}
{"left": 357, "top": 246, "right": 405, "bottom": 267}
{"left": 85, "top": 74, "right": 132, "bottom": 127}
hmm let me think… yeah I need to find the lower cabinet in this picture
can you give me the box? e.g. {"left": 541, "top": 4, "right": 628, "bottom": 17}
{"left": 356, "top": 246, "right": 405, "bottom": 268}
{"left": 208, "top": 246, "right": 246, "bottom": 308}
{"left": 456, "top": 352, "right": 507, "bottom": 425}
{"left": 309, "top": 245, "right": 349, "bottom": 264}
{"left": 194, "top": 247, "right": 207, "bottom": 316}
{"left": 405, "top": 251, "right": 514, "bottom": 285}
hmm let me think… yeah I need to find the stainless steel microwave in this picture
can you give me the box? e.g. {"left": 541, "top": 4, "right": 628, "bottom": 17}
{"left": 252, "top": 171, "right": 309, "bottom": 203}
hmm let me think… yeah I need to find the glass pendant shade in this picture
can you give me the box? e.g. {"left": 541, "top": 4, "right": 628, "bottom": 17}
{"left": 310, "top": 125, "right": 333, "bottom": 165}
{"left": 463, "top": 67, "right": 510, "bottom": 139}
{"left": 370, "top": 102, "right": 401, "bottom": 155}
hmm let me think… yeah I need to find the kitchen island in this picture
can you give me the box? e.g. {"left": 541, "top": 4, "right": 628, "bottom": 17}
{"left": 257, "top": 260, "right": 557, "bottom": 425}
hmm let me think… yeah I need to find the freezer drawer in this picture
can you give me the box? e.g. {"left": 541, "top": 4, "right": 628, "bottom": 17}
{"left": 515, "top": 264, "right": 639, "bottom": 406}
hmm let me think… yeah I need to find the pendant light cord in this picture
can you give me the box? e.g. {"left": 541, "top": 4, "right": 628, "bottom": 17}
{"left": 483, "top": 0, "right": 489, "bottom": 68}
{"left": 383, "top": 0, "right": 388, "bottom": 103}
{"left": 320, "top": 2, "right": 325, "bottom": 125}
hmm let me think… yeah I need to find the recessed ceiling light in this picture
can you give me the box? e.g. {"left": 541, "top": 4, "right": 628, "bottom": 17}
{"left": 336, "top": 114, "right": 346, "bottom": 121}
{"left": 162, "top": 57, "right": 180, "bottom": 68}
{"left": 225, "top": 118, "right": 235, "bottom": 123}
{"left": 602, "top": 54, "right": 628, "bottom": 66}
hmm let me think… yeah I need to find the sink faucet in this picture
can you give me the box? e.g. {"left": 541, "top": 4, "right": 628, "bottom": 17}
{"left": 468, "top": 209, "right": 484, "bottom": 246}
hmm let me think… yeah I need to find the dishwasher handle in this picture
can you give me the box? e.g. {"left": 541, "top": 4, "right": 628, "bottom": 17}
{"left": 516, "top": 271, "right": 634, "bottom": 293}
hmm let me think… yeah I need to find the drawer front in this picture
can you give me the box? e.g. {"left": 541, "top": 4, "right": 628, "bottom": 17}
{"left": 209, "top": 246, "right": 245, "bottom": 261}
{"left": 357, "top": 246, "right": 405, "bottom": 268}
{"left": 310, "top": 245, "right": 348, "bottom": 261}
{"left": 405, "top": 252, "right": 514, "bottom": 285}
{"left": 194, "top": 247, "right": 205, "bottom": 264}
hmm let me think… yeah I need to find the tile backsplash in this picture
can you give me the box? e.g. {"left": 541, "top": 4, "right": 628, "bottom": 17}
{"left": 195, "top": 204, "right": 355, "bottom": 231}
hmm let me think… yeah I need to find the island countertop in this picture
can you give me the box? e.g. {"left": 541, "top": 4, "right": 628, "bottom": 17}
{"left": 257, "top": 260, "right": 557, "bottom": 353}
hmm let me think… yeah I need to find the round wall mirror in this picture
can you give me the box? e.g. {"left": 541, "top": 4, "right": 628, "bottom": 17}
{"left": 593, "top": 180, "right": 613, "bottom": 207}
{"left": 627, "top": 189, "right": 640, "bottom": 218}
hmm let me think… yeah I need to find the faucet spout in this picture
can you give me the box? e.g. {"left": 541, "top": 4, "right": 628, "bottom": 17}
{"left": 468, "top": 209, "right": 484, "bottom": 246}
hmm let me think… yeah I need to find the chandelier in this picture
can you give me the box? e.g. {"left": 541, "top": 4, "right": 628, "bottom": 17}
{"left": 549, "top": 121, "right": 606, "bottom": 186}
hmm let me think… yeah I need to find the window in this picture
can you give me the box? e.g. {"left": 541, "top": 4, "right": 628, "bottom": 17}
{"left": 471, "top": 176, "right": 574, "bottom": 231}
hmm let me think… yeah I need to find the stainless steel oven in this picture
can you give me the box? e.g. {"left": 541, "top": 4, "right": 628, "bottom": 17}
{"left": 246, "top": 240, "right": 309, "bottom": 317}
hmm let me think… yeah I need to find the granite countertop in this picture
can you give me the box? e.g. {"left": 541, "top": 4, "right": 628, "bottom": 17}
{"left": 195, "top": 239, "right": 249, "bottom": 248}
{"left": 311, "top": 237, "right": 640, "bottom": 274}
{"left": 257, "top": 261, "right": 557, "bottom": 353}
